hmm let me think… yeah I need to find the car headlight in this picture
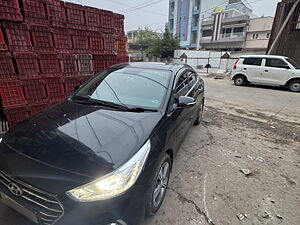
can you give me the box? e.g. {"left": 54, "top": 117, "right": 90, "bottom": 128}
{"left": 66, "top": 140, "right": 151, "bottom": 202}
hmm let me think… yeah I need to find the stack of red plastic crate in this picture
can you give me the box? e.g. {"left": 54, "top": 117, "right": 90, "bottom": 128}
{"left": 0, "top": 0, "right": 128, "bottom": 128}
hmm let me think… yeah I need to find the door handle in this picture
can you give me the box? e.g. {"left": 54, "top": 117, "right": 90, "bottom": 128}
{"left": 264, "top": 70, "right": 268, "bottom": 72}
{"left": 243, "top": 68, "right": 247, "bottom": 70}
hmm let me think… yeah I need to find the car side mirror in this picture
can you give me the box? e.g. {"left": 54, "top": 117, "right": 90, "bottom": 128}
{"left": 176, "top": 96, "right": 196, "bottom": 109}
{"left": 74, "top": 85, "right": 81, "bottom": 92}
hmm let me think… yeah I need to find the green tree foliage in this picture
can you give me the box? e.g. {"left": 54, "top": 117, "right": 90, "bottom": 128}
{"left": 132, "top": 26, "right": 179, "bottom": 58}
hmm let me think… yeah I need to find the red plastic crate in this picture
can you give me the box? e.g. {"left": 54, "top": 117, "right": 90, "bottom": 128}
{"left": 0, "top": 0, "right": 22, "bottom": 21}
{"left": 14, "top": 52, "right": 41, "bottom": 80}
{"left": 93, "top": 54, "right": 106, "bottom": 73}
{"left": 0, "top": 52, "right": 17, "bottom": 81}
{"left": 28, "top": 103, "right": 48, "bottom": 116}
{"left": 106, "top": 55, "right": 118, "bottom": 67}
{"left": 22, "top": 0, "right": 48, "bottom": 25}
{"left": 80, "top": 75, "right": 93, "bottom": 85}
{"left": 30, "top": 25, "right": 54, "bottom": 52}
{"left": 22, "top": 80, "right": 47, "bottom": 104}
{"left": 46, "top": 0, "right": 67, "bottom": 28}
{"left": 114, "top": 14, "right": 125, "bottom": 34}
{"left": 52, "top": 28, "right": 73, "bottom": 52}
{"left": 58, "top": 54, "right": 77, "bottom": 77}
{"left": 85, "top": 6, "right": 101, "bottom": 31}
{"left": 0, "top": 80, "right": 26, "bottom": 107}
{"left": 65, "top": 2, "right": 85, "bottom": 29}
{"left": 0, "top": 28, "right": 7, "bottom": 51}
{"left": 103, "top": 34, "right": 116, "bottom": 54}
{"left": 71, "top": 29, "right": 90, "bottom": 53}
{"left": 76, "top": 54, "right": 94, "bottom": 76}
{"left": 89, "top": 33, "right": 104, "bottom": 54}
{"left": 100, "top": 10, "right": 115, "bottom": 34}
{"left": 44, "top": 77, "right": 65, "bottom": 101}
{"left": 118, "top": 55, "right": 129, "bottom": 63}
{"left": 38, "top": 53, "right": 61, "bottom": 77}
{"left": 64, "top": 77, "right": 81, "bottom": 95}
{"left": 3, "top": 22, "right": 33, "bottom": 52}
{"left": 4, "top": 105, "right": 29, "bottom": 127}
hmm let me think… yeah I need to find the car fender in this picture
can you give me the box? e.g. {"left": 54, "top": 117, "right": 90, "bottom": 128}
{"left": 231, "top": 72, "right": 248, "bottom": 81}
{"left": 285, "top": 76, "right": 300, "bottom": 86}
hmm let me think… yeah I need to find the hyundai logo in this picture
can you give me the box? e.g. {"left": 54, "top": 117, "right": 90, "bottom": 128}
{"left": 8, "top": 183, "right": 23, "bottom": 197}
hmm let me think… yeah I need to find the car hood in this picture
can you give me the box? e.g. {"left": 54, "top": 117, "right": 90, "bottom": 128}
{"left": 0, "top": 100, "right": 162, "bottom": 193}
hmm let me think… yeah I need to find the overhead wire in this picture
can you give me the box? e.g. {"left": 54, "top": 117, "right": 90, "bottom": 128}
{"left": 126, "top": 0, "right": 264, "bottom": 33}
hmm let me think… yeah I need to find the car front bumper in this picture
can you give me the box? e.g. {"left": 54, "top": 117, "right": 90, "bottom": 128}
{"left": 0, "top": 170, "right": 149, "bottom": 225}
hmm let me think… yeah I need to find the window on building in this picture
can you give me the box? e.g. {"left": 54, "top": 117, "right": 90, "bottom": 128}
{"left": 191, "top": 31, "right": 197, "bottom": 44}
{"left": 202, "top": 29, "right": 213, "bottom": 37}
{"left": 265, "top": 59, "right": 290, "bottom": 69}
{"left": 252, "top": 33, "right": 259, "bottom": 39}
{"left": 193, "top": 15, "right": 199, "bottom": 27}
{"left": 233, "top": 27, "right": 244, "bottom": 33}
{"left": 266, "top": 32, "right": 271, "bottom": 39}
{"left": 194, "top": 0, "right": 200, "bottom": 11}
{"left": 243, "top": 58, "right": 263, "bottom": 66}
{"left": 296, "top": 14, "right": 300, "bottom": 29}
{"left": 222, "top": 28, "right": 232, "bottom": 37}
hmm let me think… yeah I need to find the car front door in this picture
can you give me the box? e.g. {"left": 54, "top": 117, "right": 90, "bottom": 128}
{"left": 261, "top": 58, "right": 292, "bottom": 85}
{"left": 171, "top": 70, "right": 191, "bottom": 150}
{"left": 186, "top": 72, "right": 203, "bottom": 124}
{"left": 241, "top": 57, "right": 263, "bottom": 83}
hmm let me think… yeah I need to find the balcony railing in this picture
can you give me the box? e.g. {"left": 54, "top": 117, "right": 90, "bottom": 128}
{"left": 220, "top": 32, "right": 245, "bottom": 39}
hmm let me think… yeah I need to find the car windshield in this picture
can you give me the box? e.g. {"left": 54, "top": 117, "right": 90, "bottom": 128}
{"left": 286, "top": 58, "right": 300, "bottom": 69}
{"left": 72, "top": 67, "right": 171, "bottom": 109}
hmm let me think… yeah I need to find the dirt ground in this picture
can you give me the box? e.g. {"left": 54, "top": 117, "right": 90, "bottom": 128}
{"left": 1, "top": 76, "right": 299, "bottom": 225}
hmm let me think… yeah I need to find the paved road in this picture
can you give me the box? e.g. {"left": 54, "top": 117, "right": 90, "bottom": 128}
{"left": 1, "top": 77, "right": 299, "bottom": 225}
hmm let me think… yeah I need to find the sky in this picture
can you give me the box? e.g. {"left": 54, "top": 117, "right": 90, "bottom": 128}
{"left": 66, "top": 0, "right": 281, "bottom": 32}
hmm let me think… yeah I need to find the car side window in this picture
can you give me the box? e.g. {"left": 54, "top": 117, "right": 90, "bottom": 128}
{"left": 265, "top": 59, "right": 290, "bottom": 69}
{"left": 175, "top": 71, "right": 189, "bottom": 98}
{"left": 188, "top": 72, "right": 197, "bottom": 88}
{"left": 243, "top": 58, "right": 263, "bottom": 66}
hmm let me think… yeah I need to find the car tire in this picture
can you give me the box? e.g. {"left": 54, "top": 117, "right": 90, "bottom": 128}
{"left": 288, "top": 80, "right": 300, "bottom": 92}
{"left": 145, "top": 154, "right": 172, "bottom": 217}
{"left": 194, "top": 100, "right": 204, "bottom": 126}
{"left": 234, "top": 75, "right": 247, "bottom": 86}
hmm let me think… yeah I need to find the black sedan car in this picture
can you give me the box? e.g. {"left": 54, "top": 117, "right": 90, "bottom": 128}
{"left": 0, "top": 62, "right": 205, "bottom": 225}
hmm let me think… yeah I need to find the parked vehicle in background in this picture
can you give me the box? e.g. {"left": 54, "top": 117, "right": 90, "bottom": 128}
{"left": 231, "top": 55, "right": 300, "bottom": 92}
{"left": 0, "top": 62, "right": 205, "bottom": 225}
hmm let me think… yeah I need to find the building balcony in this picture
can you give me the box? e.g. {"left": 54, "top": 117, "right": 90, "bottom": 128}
{"left": 193, "top": 9, "right": 200, "bottom": 15}
{"left": 201, "top": 32, "right": 246, "bottom": 44}
{"left": 222, "top": 15, "right": 250, "bottom": 24}
{"left": 192, "top": 25, "right": 199, "bottom": 31}
{"left": 202, "top": 20, "right": 214, "bottom": 26}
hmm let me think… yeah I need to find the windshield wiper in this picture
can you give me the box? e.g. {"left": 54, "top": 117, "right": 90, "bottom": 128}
{"left": 125, "top": 107, "right": 158, "bottom": 112}
{"left": 72, "top": 97, "right": 128, "bottom": 110}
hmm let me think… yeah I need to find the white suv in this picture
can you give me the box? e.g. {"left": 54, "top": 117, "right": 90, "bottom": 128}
{"left": 231, "top": 55, "right": 300, "bottom": 92}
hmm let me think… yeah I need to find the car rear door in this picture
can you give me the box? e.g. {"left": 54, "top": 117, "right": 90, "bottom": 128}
{"left": 261, "top": 58, "right": 292, "bottom": 85}
{"left": 241, "top": 57, "right": 263, "bottom": 83}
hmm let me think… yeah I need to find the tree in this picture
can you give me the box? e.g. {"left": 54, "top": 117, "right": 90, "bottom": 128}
{"left": 147, "top": 26, "right": 179, "bottom": 58}
{"left": 134, "top": 28, "right": 160, "bottom": 47}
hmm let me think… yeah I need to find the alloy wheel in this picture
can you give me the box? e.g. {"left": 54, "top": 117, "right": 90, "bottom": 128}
{"left": 235, "top": 78, "right": 243, "bottom": 85}
{"left": 153, "top": 162, "right": 170, "bottom": 208}
{"left": 291, "top": 82, "right": 300, "bottom": 92}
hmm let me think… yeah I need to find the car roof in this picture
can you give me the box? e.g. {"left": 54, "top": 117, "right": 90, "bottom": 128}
{"left": 110, "top": 62, "right": 187, "bottom": 73}
{"left": 240, "top": 55, "right": 288, "bottom": 59}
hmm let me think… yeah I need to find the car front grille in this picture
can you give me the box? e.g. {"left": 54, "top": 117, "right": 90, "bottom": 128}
{"left": 0, "top": 170, "right": 64, "bottom": 225}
